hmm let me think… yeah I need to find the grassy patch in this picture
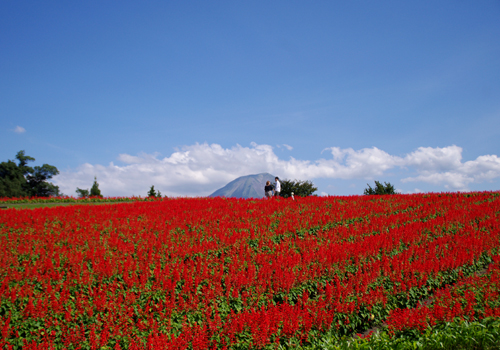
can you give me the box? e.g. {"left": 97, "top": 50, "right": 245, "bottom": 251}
{"left": 314, "top": 318, "right": 500, "bottom": 350}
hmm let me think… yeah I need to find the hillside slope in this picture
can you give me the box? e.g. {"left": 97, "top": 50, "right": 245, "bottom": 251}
{"left": 209, "top": 173, "right": 275, "bottom": 199}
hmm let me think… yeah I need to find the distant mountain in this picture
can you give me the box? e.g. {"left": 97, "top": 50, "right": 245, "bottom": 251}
{"left": 209, "top": 173, "right": 276, "bottom": 199}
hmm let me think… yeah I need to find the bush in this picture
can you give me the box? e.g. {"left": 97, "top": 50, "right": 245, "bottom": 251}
{"left": 280, "top": 179, "right": 318, "bottom": 198}
{"left": 364, "top": 181, "right": 397, "bottom": 195}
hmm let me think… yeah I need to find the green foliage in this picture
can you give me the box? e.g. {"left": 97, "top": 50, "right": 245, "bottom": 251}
{"left": 76, "top": 188, "right": 90, "bottom": 198}
{"left": 1, "top": 197, "right": 140, "bottom": 207}
{"left": 280, "top": 179, "right": 318, "bottom": 198}
{"left": 364, "top": 181, "right": 397, "bottom": 195}
{"left": 147, "top": 186, "right": 164, "bottom": 198}
{"left": 90, "top": 176, "right": 102, "bottom": 197}
{"left": 0, "top": 160, "right": 26, "bottom": 197}
{"left": 25, "top": 164, "right": 60, "bottom": 197}
{"left": 76, "top": 176, "right": 102, "bottom": 198}
{"left": 316, "top": 318, "right": 500, "bottom": 350}
{"left": 15, "top": 150, "right": 35, "bottom": 174}
{"left": 148, "top": 185, "right": 157, "bottom": 197}
{"left": 0, "top": 150, "right": 60, "bottom": 197}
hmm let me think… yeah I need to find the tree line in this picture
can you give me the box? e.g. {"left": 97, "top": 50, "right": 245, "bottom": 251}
{"left": 75, "top": 177, "right": 102, "bottom": 198}
{"left": 0, "top": 150, "right": 104, "bottom": 198}
{"left": 1, "top": 151, "right": 398, "bottom": 198}
{"left": 274, "top": 179, "right": 397, "bottom": 197}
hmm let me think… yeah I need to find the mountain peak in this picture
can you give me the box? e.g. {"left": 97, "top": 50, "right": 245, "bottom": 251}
{"left": 209, "top": 173, "right": 276, "bottom": 199}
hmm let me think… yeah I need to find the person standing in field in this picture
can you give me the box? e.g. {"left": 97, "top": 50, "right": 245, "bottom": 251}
{"left": 264, "top": 181, "right": 273, "bottom": 198}
{"left": 274, "top": 177, "right": 281, "bottom": 197}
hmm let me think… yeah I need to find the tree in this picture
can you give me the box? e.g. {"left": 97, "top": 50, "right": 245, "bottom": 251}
{"left": 0, "top": 150, "right": 60, "bottom": 197}
{"left": 0, "top": 160, "right": 26, "bottom": 197}
{"left": 15, "top": 150, "right": 35, "bottom": 175}
{"left": 364, "top": 181, "right": 398, "bottom": 195}
{"left": 25, "top": 164, "right": 60, "bottom": 197}
{"left": 279, "top": 179, "right": 318, "bottom": 198}
{"left": 75, "top": 188, "right": 90, "bottom": 198}
{"left": 148, "top": 185, "right": 157, "bottom": 198}
{"left": 90, "top": 176, "right": 102, "bottom": 197}
{"left": 76, "top": 176, "right": 102, "bottom": 198}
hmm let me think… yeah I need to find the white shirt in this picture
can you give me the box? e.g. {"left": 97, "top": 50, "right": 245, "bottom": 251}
{"left": 275, "top": 179, "right": 281, "bottom": 192}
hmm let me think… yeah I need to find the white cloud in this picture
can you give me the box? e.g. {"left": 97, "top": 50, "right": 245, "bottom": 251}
{"left": 14, "top": 126, "right": 26, "bottom": 133}
{"left": 322, "top": 147, "right": 398, "bottom": 178}
{"left": 402, "top": 145, "right": 463, "bottom": 171}
{"left": 52, "top": 142, "right": 500, "bottom": 197}
{"left": 400, "top": 146, "right": 500, "bottom": 190}
{"left": 401, "top": 172, "right": 474, "bottom": 189}
{"left": 461, "top": 155, "right": 500, "bottom": 182}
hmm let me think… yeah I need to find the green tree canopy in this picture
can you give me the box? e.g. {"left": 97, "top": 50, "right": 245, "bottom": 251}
{"left": 25, "top": 164, "right": 60, "bottom": 197}
{"left": 279, "top": 179, "right": 318, "bottom": 198}
{"left": 76, "top": 176, "right": 102, "bottom": 198}
{"left": 75, "top": 188, "right": 90, "bottom": 198}
{"left": 364, "top": 181, "right": 398, "bottom": 195}
{"left": 90, "top": 176, "right": 102, "bottom": 197}
{"left": 0, "top": 151, "right": 60, "bottom": 198}
{"left": 15, "top": 150, "right": 35, "bottom": 174}
{"left": 0, "top": 160, "right": 26, "bottom": 197}
{"left": 148, "top": 185, "right": 157, "bottom": 197}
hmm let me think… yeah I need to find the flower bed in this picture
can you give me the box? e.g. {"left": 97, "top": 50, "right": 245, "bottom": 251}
{"left": 0, "top": 192, "right": 499, "bottom": 349}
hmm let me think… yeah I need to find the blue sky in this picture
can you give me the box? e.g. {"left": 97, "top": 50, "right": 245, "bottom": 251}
{"left": 2, "top": 1, "right": 500, "bottom": 197}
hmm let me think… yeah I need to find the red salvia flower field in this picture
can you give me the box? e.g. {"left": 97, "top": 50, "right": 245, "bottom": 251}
{"left": 1, "top": 192, "right": 499, "bottom": 349}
